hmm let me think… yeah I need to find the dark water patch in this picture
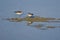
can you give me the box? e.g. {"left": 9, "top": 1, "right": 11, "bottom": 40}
{"left": 46, "top": 26, "right": 56, "bottom": 28}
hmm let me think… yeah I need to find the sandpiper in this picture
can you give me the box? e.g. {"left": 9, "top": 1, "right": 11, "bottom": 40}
{"left": 27, "top": 13, "right": 34, "bottom": 18}
{"left": 15, "top": 11, "right": 22, "bottom": 15}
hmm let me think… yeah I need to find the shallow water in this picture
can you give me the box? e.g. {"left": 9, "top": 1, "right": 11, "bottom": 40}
{"left": 0, "top": 18, "right": 60, "bottom": 40}
{"left": 0, "top": 0, "right": 60, "bottom": 40}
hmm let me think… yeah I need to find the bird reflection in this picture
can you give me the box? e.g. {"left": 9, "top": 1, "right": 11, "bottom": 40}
{"left": 27, "top": 21, "right": 33, "bottom": 26}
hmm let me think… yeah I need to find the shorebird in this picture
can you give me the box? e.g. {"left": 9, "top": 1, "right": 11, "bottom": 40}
{"left": 15, "top": 11, "right": 22, "bottom": 15}
{"left": 27, "top": 13, "right": 34, "bottom": 18}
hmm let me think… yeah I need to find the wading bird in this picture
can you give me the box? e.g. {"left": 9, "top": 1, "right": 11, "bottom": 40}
{"left": 15, "top": 10, "right": 23, "bottom": 17}
{"left": 15, "top": 11, "right": 22, "bottom": 15}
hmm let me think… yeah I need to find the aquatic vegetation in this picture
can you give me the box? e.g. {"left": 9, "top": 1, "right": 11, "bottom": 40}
{"left": 6, "top": 18, "right": 23, "bottom": 22}
{"left": 6, "top": 17, "right": 60, "bottom": 23}
{"left": 25, "top": 16, "right": 50, "bottom": 22}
